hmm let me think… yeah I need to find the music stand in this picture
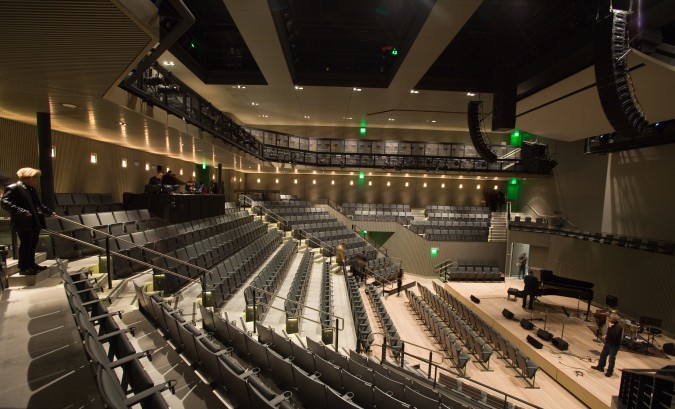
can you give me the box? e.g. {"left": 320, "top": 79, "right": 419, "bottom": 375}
{"left": 639, "top": 316, "right": 662, "bottom": 349}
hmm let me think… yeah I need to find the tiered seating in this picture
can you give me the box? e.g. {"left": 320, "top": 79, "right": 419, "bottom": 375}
{"left": 140, "top": 291, "right": 294, "bottom": 409}
{"left": 407, "top": 290, "right": 470, "bottom": 374}
{"left": 419, "top": 284, "right": 493, "bottom": 370}
{"left": 247, "top": 240, "right": 297, "bottom": 321}
{"left": 342, "top": 203, "right": 413, "bottom": 222}
{"left": 409, "top": 220, "right": 490, "bottom": 242}
{"left": 42, "top": 209, "right": 163, "bottom": 259}
{"left": 254, "top": 201, "right": 330, "bottom": 231}
{"left": 441, "top": 259, "right": 502, "bottom": 282}
{"left": 366, "top": 257, "right": 401, "bottom": 284}
{"left": 202, "top": 230, "right": 283, "bottom": 308}
{"left": 54, "top": 192, "right": 123, "bottom": 215}
{"left": 284, "top": 251, "right": 312, "bottom": 334}
{"left": 346, "top": 275, "right": 374, "bottom": 352}
{"left": 293, "top": 221, "right": 344, "bottom": 239}
{"left": 425, "top": 205, "right": 490, "bottom": 217}
{"left": 319, "top": 261, "right": 333, "bottom": 342}
{"left": 365, "top": 283, "right": 402, "bottom": 356}
{"left": 432, "top": 282, "right": 539, "bottom": 387}
{"left": 61, "top": 262, "right": 175, "bottom": 408}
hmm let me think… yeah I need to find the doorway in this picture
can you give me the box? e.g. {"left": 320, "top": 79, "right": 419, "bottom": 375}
{"left": 509, "top": 242, "right": 530, "bottom": 278}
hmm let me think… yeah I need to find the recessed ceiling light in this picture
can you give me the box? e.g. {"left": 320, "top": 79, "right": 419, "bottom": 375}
{"left": 232, "top": 85, "right": 246, "bottom": 89}
{"left": 61, "top": 103, "right": 79, "bottom": 109}
{"left": 467, "top": 92, "right": 476, "bottom": 96}
{"left": 410, "top": 89, "right": 419, "bottom": 94}
{"left": 352, "top": 87, "right": 362, "bottom": 92}
{"left": 294, "top": 85, "right": 303, "bottom": 90}
{"left": 251, "top": 102, "right": 259, "bottom": 106}
{"left": 162, "top": 61, "right": 175, "bottom": 66}
{"left": 304, "top": 115, "right": 311, "bottom": 119}
{"left": 427, "top": 120, "right": 436, "bottom": 123}
{"left": 118, "top": 121, "right": 126, "bottom": 126}
{"left": 342, "top": 116, "right": 353, "bottom": 120}
{"left": 388, "top": 118, "right": 395, "bottom": 121}
{"left": 258, "top": 114, "right": 269, "bottom": 118}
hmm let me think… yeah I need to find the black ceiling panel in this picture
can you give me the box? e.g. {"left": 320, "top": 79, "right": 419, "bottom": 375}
{"left": 268, "top": 0, "right": 435, "bottom": 88}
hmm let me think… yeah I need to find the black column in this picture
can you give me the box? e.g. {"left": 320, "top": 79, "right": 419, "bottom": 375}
{"left": 217, "top": 163, "right": 223, "bottom": 196}
{"left": 36, "top": 112, "right": 55, "bottom": 210}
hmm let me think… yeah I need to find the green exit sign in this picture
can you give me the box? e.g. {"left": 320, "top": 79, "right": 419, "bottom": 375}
{"left": 430, "top": 247, "right": 439, "bottom": 257}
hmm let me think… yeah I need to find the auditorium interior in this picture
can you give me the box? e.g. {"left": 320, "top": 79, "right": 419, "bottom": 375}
{"left": 1, "top": 1, "right": 675, "bottom": 408}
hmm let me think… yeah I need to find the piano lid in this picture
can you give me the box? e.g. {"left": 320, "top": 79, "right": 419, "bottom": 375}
{"left": 540, "top": 269, "right": 594, "bottom": 290}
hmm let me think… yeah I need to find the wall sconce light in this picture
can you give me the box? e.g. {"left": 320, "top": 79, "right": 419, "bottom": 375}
{"left": 349, "top": 181, "right": 353, "bottom": 186}
{"left": 386, "top": 181, "right": 390, "bottom": 187}
{"left": 313, "top": 180, "right": 316, "bottom": 184}
{"left": 441, "top": 183, "right": 445, "bottom": 188}
{"left": 121, "top": 159, "right": 127, "bottom": 168}
{"left": 459, "top": 184, "right": 463, "bottom": 189}
{"left": 476, "top": 184, "right": 481, "bottom": 190}
{"left": 275, "top": 179, "right": 279, "bottom": 184}
{"left": 90, "top": 153, "right": 97, "bottom": 164}
{"left": 405, "top": 182, "right": 409, "bottom": 187}
{"left": 294, "top": 179, "right": 298, "bottom": 184}
{"left": 257, "top": 178, "right": 261, "bottom": 183}
{"left": 331, "top": 180, "right": 335, "bottom": 185}
{"left": 145, "top": 163, "right": 150, "bottom": 171}
{"left": 51, "top": 146, "right": 56, "bottom": 158}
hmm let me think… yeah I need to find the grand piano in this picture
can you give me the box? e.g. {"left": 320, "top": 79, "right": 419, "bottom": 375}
{"left": 538, "top": 269, "right": 594, "bottom": 315}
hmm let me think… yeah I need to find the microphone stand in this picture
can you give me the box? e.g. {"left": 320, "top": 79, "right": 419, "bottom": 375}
{"left": 576, "top": 296, "right": 582, "bottom": 319}
{"left": 543, "top": 307, "right": 548, "bottom": 331}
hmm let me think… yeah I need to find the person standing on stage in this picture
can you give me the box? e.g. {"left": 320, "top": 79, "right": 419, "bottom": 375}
{"left": 518, "top": 253, "right": 527, "bottom": 279}
{"left": 522, "top": 270, "right": 539, "bottom": 310}
{"left": 1, "top": 168, "right": 55, "bottom": 275}
{"left": 592, "top": 314, "right": 623, "bottom": 377}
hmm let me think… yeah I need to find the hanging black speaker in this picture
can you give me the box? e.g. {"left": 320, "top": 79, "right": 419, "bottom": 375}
{"left": 467, "top": 101, "right": 498, "bottom": 163}
{"left": 594, "top": 9, "right": 648, "bottom": 138}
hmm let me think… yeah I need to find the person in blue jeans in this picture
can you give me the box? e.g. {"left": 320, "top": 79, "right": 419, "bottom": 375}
{"left": 592, "top": 314, "right": 623, "bottom": 377}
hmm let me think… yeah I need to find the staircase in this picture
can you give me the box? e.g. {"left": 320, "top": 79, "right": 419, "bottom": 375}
{"left": 489, "top": 211, "right": 508, "bottom": 242}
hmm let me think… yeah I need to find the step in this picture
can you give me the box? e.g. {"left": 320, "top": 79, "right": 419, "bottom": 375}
{"left": 6, "top": 259, "right": 63, "bottom": 288}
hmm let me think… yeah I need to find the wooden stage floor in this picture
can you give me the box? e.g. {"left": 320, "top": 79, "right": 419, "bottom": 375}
{"left": 372, "top": 275, "right": 673, "bottom": 409}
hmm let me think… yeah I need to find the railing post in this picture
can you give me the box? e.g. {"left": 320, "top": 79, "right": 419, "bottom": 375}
{"left": 105, "top": 236, "right": 112, "bottom": 290}
{"left": 252, "top": 288, "right": 257, "bottom": 333}
{"left": 381, "top": 336, "right": 387, "bottom": 362}
{"left": 428, "top": 351, "right": 433, "bottom": 379}
{"left": 400, "top": 341, "right": 405, "bottom": 368}
{"left": 334, "top": 318, "right": 339, "bottom": 350}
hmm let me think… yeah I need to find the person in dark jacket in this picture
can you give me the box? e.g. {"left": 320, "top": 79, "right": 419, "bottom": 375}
{"left": 1, "top": 168, "right": 54, "bottom": 275}
{"left": 522, "top": 270, "right": 539, "bottom": 309}
{"left": 592, "top": 314, "right": 623, "bottom": 377}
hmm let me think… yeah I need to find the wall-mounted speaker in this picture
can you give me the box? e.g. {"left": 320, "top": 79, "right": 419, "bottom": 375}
{"left": 470, "top": 295, "right": 481, "bottom": 304}
{"left": 467, "top": 101, "right": 498, "bottom": 163}
{"left": 527, "top": 335, "right": 543, "bottom": 349}
{"left": 502, "top": 309, "right": 515, "bottom": 320}
{"left": 552, "top": 337, "right": 569, "bottom": 351}
{"left": 537, "top": 329, "right": 553, "bottom": 342}
{"left": 520, "top": 318, "right": 535, "bottom": 330}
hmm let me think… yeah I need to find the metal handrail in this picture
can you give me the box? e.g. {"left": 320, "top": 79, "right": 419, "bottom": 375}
{"left": 369, "top": 333, "right": 445, "bottom": 365}
{"left": 55, "top": 214, "right": 213, "bottom": 279}
{"left": 296, "top": 228, "right": 336, "bottom": 257}
{"left": 43, "top": 229, "right": 200, "bottom": 287}
{"left": 523, "top": 203, "right": 578, "bottom": 228}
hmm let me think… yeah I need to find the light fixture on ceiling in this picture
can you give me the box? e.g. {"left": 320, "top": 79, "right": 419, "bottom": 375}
{"left": 233, "top": 85, "right": 246, "bottom": 89}
{"left": 90, "top": 153, "right": 97, "bottom": 164}
{"left": 304, "top": 115, "right": 310, "bottom": 119}
{"left": 121, "top": 159, "right": 127, "bottom": 168}
{"left": 294, "top": 85, "right": 303, "bottom": 90}
{"left": 251, "top": 102, "right": 259, "bottom": 106}
{"left": 352, "top": 87, "right": 362, "bottom": 92}
{"left": 467, "top": 92, "right": 476, "bottom": 96}
{"left": 388, "top": 118, "right": 395, "bottom": 121}
{"left": 118, "top": 121, "right": 126, "bottom": 126}
{"left": 60, "top": 103, "right": 79, "bottom": 109}
{"left": 162, "top": 61, "right": 175, "bottom": 67}
{"left": 342, "top": 116, "right": 353, "bottom": 120}
{"left": 410, "top": 89, "right": 419, "bottom": 94}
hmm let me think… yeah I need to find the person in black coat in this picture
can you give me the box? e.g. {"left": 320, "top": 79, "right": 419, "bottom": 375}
{"left": 592, "top": 314, "right": 623, "bottom": 377}
{"left": 522, "top": 270, "right": 539, "bottom": 309}
{"left": 1, "top": 168, "right": 54, "bottom": 275}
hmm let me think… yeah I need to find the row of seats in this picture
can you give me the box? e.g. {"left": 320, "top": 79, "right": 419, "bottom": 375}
{"left": 425, "top": 231, "right": 489, "bottom": 242}
{"left": 285, "top": 251, "right": 313, "bottom": 334}
{"left": 248, "top": 240, "right": 297, "bottom": 321}
{"left": 42, "top": 209, "right": 161, "bottom": 259}
{"left": 442, "top": 266, "right": 503, "bottom": 282}
{"left": 61, "top": 262, "right": 174, "bottom": 408}
{"left": 258, "top": 323, "right": 451, "bottom": 409}
{"left": 139, "top": 291, "right": 293, "bottom": 409}
{"left": 342, "top": 203, "right": 412, "bottom": 211}
{"left": 293, "top": 221, "right": 345, "bottom": 239}
{"left": 432, "top": 283, "right": 540, "bottom": 388}
{"left": 365, "top": 283, "right": 402, "bottom": 357}
{"left": 509, "top": 219, "right": 675, "bottom": 255}
{"left": 407, "top": 290, "right": 470, "bottom": 374}
{"left": 410, "top": 220, "right": 490, "bottom": 230}
{"left": 349, "top": 210, "right": 415, "bottom": 222}
{"left": 346, "top": 275, "right": 375, "bottom": 352}
{"left": 281, "top": 214, "right": 335, "bottom": 231}
{"left": 202, "top": 230, "right": 283, "bottom": 308}
{"left": 419, "top": 285, "right": 493, "bottom": 369}
{"left": 424, "top": 205, "right": 490, "bottom": 216}
{"left": 54, "top": 192, "right": 123, "bottom": 215}
{"left": 427, "top": 212, "right": 490, "bottom": 221}
{"left": 320, "top": 261, "right": 334, "bottom": 337}
{"left": 307, "top": 229, "right": 355, "bottom": 244}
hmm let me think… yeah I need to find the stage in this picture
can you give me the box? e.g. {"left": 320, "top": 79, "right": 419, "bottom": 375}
{"left": 441, "top": 278, "right": 673, "bottom": 409}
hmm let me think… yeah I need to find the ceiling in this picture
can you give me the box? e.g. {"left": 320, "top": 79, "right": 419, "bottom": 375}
{"left": 1, "top": 0, "right": 675, "bottom": 172}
